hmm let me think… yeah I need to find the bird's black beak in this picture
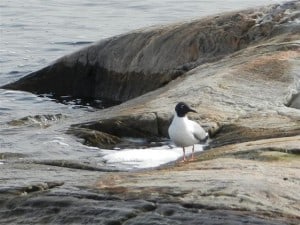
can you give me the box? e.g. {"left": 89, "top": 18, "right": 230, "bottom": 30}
{"left": 189, "top": 108, "right": 197, "bottom": 113}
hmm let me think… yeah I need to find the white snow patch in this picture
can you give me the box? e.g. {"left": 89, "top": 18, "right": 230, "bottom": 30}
{"left": 103, "top": 144, "right": 204, "bottom": 170}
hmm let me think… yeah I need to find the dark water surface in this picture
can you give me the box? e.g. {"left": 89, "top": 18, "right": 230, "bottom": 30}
{"left": 0, "top": 0, "right": 288, "bottom": 170}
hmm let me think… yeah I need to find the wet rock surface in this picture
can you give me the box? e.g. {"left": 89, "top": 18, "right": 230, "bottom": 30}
{"left": 0, "top": 191, "right": 294, "bottom": 225}
{"left": 67, "top": 127, "right": 122, "bottom": 149}
{"left": 7, "top": 114, "right": 65, "bottom": 128}
{"left": 1, "top": 1, "right": 300, "bottom": 224}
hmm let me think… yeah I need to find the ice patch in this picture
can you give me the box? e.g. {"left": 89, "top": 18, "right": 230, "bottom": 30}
{"left": 103, "top": 144, "right": 204, "bottom": 170}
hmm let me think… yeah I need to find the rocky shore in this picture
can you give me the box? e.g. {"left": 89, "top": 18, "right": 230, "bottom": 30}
{"left": 1, "top": 1, "right": 300, "bottom": 224}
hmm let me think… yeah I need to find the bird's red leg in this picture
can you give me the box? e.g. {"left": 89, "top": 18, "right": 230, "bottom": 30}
{"left": 190, "top": 145, "right": 195, "bottom": 161}
{"left": 181, "top": 147, "right": 186, "bottom": 162}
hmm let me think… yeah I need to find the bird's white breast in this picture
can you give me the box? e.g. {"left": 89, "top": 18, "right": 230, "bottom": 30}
{"left": 168, "top": 115, "right": 199, "bottom": 147}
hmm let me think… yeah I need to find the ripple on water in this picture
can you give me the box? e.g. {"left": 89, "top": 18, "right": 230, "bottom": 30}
{"left": 52, "top": 41, "right": 94, "bottom": 46}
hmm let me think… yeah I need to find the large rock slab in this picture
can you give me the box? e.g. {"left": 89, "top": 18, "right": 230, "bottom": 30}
{"left": 0, "top": 137, "right": 299, "bottom": 224}
{"left": 71, "top": 31, "right": 300, "bottom": 148}
{"left": 2, "top": 1, "right": 299, "bottom": 103}
{"left": 96, "top": 136, "right": 300, "bottom": 223}
{"left": 55, "top": 1, "right": 299, "bottom": 149}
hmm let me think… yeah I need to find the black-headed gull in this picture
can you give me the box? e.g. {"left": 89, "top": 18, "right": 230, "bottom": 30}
{"left": 168, "top": 102, "right": 208, "bottom": 162}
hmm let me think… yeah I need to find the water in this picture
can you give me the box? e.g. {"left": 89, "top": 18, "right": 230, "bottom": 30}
{"left": 0, "top": 0, "right": 288, "bottom": 170}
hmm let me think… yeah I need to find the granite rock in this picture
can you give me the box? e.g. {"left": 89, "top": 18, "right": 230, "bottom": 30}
{"left": 1, "top": 1, "right": 300, "bottom": 224}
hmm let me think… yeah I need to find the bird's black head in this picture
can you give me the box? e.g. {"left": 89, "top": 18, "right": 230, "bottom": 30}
{"left": 175, "top": 102, "right": 197, "bottom": 117}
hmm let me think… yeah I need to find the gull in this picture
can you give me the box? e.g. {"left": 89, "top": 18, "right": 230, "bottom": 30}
{"left": 168, "top": 102, "right": 208, "bottom": 162}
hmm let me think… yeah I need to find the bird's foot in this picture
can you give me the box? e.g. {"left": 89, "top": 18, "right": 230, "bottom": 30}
{"left": 189, "top": 157, "right": 196, "bottom": 162}
{"left": 179, "top": 158, "right": 188, "bottom": 163}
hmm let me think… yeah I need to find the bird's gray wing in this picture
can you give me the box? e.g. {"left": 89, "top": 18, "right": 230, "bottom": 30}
{"left": 190, "top": 120, "right": 208, "bottom": 143}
